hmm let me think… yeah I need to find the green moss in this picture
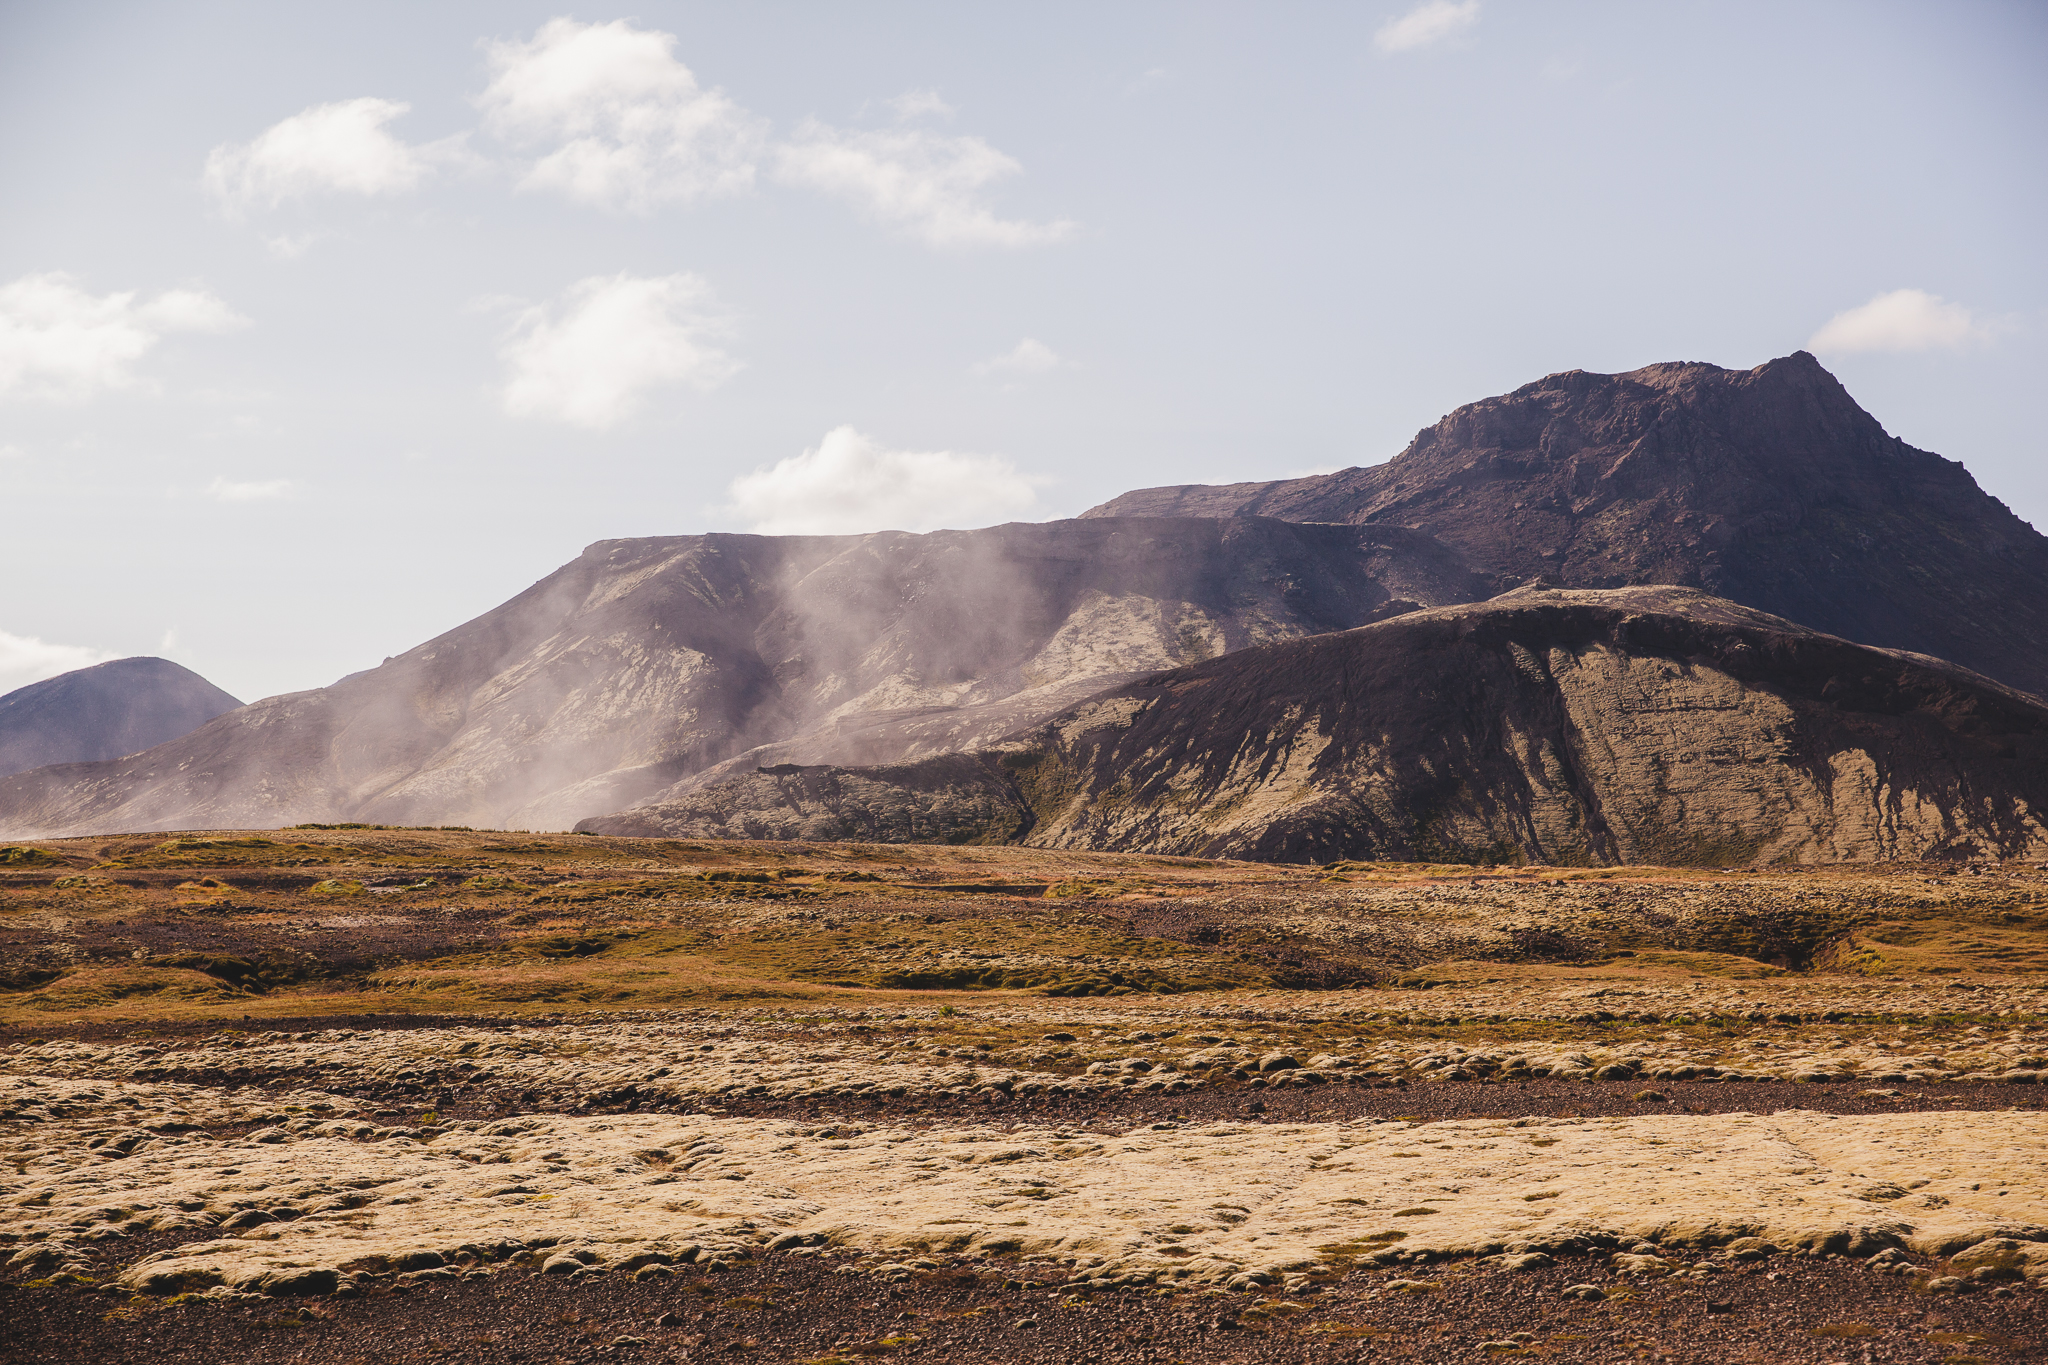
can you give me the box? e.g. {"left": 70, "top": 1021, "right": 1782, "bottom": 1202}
{"left": 0, "top": 846, "right": 63, "bottom": 868}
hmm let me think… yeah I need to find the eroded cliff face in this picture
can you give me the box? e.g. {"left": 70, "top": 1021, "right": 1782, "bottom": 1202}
{"left": 585, "top": 587, "right": 2048, "bottom": 866}
{"left": 1084, "top": 354, "right": 2048, "bottom": 699}
{"left": 0, "top": 519, "right": 1492, "bottom": 838}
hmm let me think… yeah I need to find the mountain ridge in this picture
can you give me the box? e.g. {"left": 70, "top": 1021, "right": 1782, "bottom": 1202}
{"left": 0, "top": 518, "right": 1492, "bottom": 838}
{"left": 581, "top": 585, "right": 2048, "bottom": 865}
{"left": 1085, "top": 353, "right": 2048, "bottom": 698}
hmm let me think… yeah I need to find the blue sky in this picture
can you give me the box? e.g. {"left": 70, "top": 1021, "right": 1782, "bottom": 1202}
{"left": 2, "top": 1, "right": 2043, "bottom": 701}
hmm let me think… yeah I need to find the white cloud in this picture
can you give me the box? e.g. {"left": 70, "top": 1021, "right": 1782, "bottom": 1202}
{"left": 475, "top": 21, "right": 1068, "bottom": 242}
{"left": 499, "top": 272, "right": 739, "bottom": 429}
{"left": 774, "top": 123, "right": 1075, "bottom": 248}
{"left": 1374, "top": 1, "right": 1481, "bottom": 54}
{"left": 1808, "top": 288, "right": 1991, "bottom": 354}
{"left": 724, "top": 426, "right": 1042, "bottom": 535}
{"left": 204, "top": 98, "right": 436, "bottom": 217}
{"left": 886, "top": 89, "right": 954, "bottom": 121}
{"left": 0, "top": 272, "right": 247, "bottom": 401}
{"left": 972, "top": 338, "right": 1067, "bottom": 377}
{"left": 264, "top": 232, "right": 322, "bottom": 261}
{"left": 207, "top": 476, "right": 295, "bottom": 502}
{"left": 480, "top": 18, "right": 764, "bottom": 212}
{"left": 0, "top": 630, "right": 120, "bottom": 694}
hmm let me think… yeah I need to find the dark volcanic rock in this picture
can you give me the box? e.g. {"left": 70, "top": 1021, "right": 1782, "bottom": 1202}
{"left": 1083, "top": 353, "right": 2048, "bottom": 699}
{"left": 583, "top": 586, "right": 2048, "bottom": 865}
{"left": 0, "top": 658, "right": 240, "bottom": 778}
{"left": 586, "top": 753, "right": 1034, "bottom": 844}
{"left": 0, "top": 518, "right": 1492, "bottom": 837}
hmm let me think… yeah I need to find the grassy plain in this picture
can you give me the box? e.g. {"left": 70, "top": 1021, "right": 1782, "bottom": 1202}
{"left": 4, "top": 830, "right": 2046, "bottom": 1365}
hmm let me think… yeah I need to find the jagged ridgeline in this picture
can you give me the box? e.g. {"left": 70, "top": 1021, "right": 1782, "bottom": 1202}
{"left": 582, "top": 587, "right": 2048, "bottom": 866}
{"left": 1087, "top": 352, "right": 2048, "bottom": 700}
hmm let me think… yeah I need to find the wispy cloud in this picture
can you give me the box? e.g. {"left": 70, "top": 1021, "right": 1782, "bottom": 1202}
{"left": 0, "top": 630, "right": 119, "bottom": 693}
{"left": 886, "top": 89, "right": 954, "bottom": 121}
{"left": 205, "top": 98, "right": 448, "bottom": 217}
{"left": 723, "top": 426, "right": 1042, "bottom": 535}
{"left": 0, "top": 272, "right": 247, "bottom": 401}
{"left": 774, "top": 123, "right": 1075, "bottom": 248}
{"left": 479, "top": 18, "right": 764, "bottom": 213}
{"left": 1374, "top": 1, "right": 1481, "bottom": 54}
{"left": 1809, "top": 289, "right": 1994, "bottom": 354}
{"left": 499, "top": 272, "right": 739, "bottom": 429}
{"left": 972, "top": 338, "right": 1068, "bottom": 378}
{"left": 207, "top": 476, "right": 295, "bottom": 502}
{"left": 202, "top": 20, "right": 1073, "bottom": 252}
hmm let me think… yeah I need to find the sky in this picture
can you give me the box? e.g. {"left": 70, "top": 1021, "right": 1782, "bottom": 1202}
{"left": 1, "top": 0, "right": 2043, "bottom": 704}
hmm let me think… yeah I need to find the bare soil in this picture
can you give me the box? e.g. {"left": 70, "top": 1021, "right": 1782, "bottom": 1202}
{"left": 5, "top": 1248, "right": 2041, "bottom": 1365}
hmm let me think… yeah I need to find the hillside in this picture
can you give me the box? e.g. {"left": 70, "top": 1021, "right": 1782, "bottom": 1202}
{"left": 583, "top": 585, "right": 2048, "bottom": 866}
{"left": 0, "top": 518, "right": 1491, "bottom": 837}
{"left": 0, "top": 658, "right": 241, "bottom": 778}
{"left": 1085, "top": 353, "right": 2048, "bottom": 698}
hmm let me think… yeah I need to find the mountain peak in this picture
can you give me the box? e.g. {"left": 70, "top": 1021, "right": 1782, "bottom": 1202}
{"left": 1082, "top": 355, "right": 2048, "bottom": 697}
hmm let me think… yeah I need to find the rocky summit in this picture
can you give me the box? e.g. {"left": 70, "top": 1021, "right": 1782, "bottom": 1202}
{"left": 1085, "top": 353, "right": 2048, "bottom": 700}
{"left": 0, "top": 657, "right": 241, "bottom": 779}
{"left": 0, "top": 518, "right": 1490, "bottom": 837}
{"left": 583, "top": 586, "right": 2048, "bottom": 866}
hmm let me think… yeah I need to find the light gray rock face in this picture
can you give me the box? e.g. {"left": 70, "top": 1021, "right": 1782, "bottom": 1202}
{"left": 586, "top": 586, "right": 2048, "bottom": 866}
{"left": 0, "top": 518, "right": 1492, "bottom": 837}
{"left": 0, "top": 657, "right": 241, "bottom": 778}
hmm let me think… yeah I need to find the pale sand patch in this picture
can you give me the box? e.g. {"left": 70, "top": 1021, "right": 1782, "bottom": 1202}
{"left": 7, "top": 1005, "right": 2044, "bottom": 1105}
{"left": 2, "top": 1075, "right": 2041, "bottom": 1296}
{"left": 1, "top": 1030, "right": 1101, "bottom": 1105}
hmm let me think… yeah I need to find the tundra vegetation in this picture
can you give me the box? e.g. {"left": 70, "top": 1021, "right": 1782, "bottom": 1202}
{"left": 2, "top": 828, "right": 2043, "bottom": 1362}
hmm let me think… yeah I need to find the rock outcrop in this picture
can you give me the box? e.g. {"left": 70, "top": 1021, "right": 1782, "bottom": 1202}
{"left": 0, "top": 519, "right": 1491, "bottom": 837}
{"left": 584, "top": 586, "right": 2048, "bottom": 866}
{"left": 1084, "top": 354, "right": 2048, "bottom": 700}
{"left": 0, "top": 658, "right": 240, "bottom": 779}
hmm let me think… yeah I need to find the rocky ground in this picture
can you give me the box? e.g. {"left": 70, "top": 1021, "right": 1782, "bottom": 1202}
{"left": 2, "top": 830, "right": 2045, "bottom": 1362}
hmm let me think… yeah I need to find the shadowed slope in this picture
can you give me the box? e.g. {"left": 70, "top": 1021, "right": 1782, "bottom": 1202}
{"left": 583, "top": 586, "right": 2048, "bottom": 866}
{"left": 1085, "top": 354, "right": 2048, "bottom": 698}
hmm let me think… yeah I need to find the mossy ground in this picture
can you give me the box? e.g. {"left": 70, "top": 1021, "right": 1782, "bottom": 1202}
{"left": 2, "top": 830, "right": 2044, "bottom": 1042}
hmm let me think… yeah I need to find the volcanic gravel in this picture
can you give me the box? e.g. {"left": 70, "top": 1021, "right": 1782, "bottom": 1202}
{"left": 5, "top": 1248, "right": 2041, "bottom": 1365}
{"left": 690, "top": 1076, "right": 2048, "bottom": 1129}
{"left": 33, "top": 1066, "right": 2036, "bottom": 1131}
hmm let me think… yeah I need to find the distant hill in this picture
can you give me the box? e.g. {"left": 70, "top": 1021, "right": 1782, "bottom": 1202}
{"left": 0, "top": 658, "right": 241, "bottom": 778}
{"left": 1085, "top": 353, "right": 2048, "bottom": 700}
{"left": 581, "top": 586, "right": 2048, "bottom": 866}
{"left": 0, "top": 518, "right": 1493, "bottom": 836}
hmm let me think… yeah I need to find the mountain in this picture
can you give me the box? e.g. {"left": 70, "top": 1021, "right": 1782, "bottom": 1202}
{"left": 1084, "top": 353, "right": 2048, "bottom": 699}
{"left": 0, "top": 658, "right": 241, "bottom": 779}
{"left": 581, "top": 586, "right": 2048, "bottom": 866}
{"left": 0, "top": 518, "right": 1493, "bottom": 838}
